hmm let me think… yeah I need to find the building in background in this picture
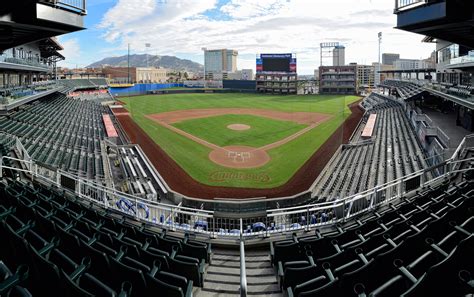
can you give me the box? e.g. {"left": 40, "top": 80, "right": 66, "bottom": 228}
{"left": 256, "top": 53, "right": 297, "bottom": 94}
{"left": 102, "top": 67, "right": 168, "bottom": 84}
{"left": 319, "top": 65, "right": 357, "bottom": 95}
{"left": 225, "top": 69, "right": 254, "bottom": 80}
{"left": 203, "top": 48, "right": 238, "bottom": 80}
{"left": 356, "top": 64, "right": 375, "bottom": 91}
{"left": 382, "top": 53, "right": 400, "bottom": 66}
{"left": 314, "top": 69, "right": 320, "bottom": 81}
{"left": 333, "top": 45, "right": 345, "bottom": 66}
{"left": 372, "top": 62, "right": 394, "bottom": 83}
{"left": 393, "top": 58, "right": 432, "bottom": 71}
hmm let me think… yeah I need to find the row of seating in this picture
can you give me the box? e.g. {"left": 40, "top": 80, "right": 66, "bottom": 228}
{"left": 270, "top": 180, "right": 473, "bottom": 296}
{"left": 0, "top": 93, "right": 109, "bottom": 180}
{"left": 380, "top": 80, "right": 424, "bottom": 100}
{"left": 315, "top": 93, "right": 430, "bottom": 201}
{"left": 58, "top": 79, "right": 109, "bottom": 89}
{"left": 0, "top": 179, "right": 212, "bottom": 296}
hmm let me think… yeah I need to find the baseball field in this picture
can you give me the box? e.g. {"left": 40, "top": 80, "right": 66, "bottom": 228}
{"left": 118, "top": 93, "right": 360, "bottom": 190}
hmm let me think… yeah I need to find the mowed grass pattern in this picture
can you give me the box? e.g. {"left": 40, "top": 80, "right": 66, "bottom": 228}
{"left": 172, "top": 114, "right": 307, "bottom": 147}
{"left": 120, "top": 93, "right": 360, "bottom": 189}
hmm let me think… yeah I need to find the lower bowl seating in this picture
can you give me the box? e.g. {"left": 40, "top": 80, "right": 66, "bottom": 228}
{"left": 0, "top": 180, "right": 209, "bottom": 296}
{"left": 270, "top": 180, "right": 474, "bottom": 297}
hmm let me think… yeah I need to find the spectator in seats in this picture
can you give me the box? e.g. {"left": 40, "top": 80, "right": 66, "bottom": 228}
{"left": 300, "top": 216, "right": 307, "bottom": 226}
{"left": 321, "top": 211, "right": 328, "bottom": 223}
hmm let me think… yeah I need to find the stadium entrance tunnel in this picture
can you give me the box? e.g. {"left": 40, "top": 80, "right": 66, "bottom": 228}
{"left": 209, "top": 145, "right": 270, "bottom": 168}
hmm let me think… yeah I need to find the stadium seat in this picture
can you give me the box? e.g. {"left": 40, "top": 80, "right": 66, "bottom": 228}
{"left": 401, "top": 235, "right": 474, "bottom": 297}
{"left": 168, "top": 256, "right": 204, "bottom": 287}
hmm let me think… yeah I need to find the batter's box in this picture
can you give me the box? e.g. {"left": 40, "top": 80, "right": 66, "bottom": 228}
{"left": 228, "top": 151, "right": 251, "bottom": 163}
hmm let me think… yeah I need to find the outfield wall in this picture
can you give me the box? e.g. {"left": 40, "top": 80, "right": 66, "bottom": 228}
{"left": 110, "top": 83, "right": 182, "bottom": 96}
{"left": 223, "top": 80, "right": 257, "bottom": 91}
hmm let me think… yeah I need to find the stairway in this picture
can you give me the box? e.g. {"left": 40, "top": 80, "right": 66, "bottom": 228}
{"left": 197, "top": 247, "right": 282, "bottom": 297}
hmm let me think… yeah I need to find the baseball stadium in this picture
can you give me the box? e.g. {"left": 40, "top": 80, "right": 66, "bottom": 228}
{"left": 0, "top": 1, "right": 473, "bottom": 297}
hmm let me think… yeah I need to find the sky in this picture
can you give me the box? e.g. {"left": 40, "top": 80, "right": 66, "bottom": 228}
{"left": 58, "top": 0, "right": 436, "bottom": 75}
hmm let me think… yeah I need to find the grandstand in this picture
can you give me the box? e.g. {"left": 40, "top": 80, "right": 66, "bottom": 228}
{"left": 0, "top": 93, "right": 109, "bottom": 181}
{"left": 314, "top": 93, "right": 431, "bottom": 200}
{"left": 58, "top": 79, "right": 109, "bottom": 91}
{"left": 379, "top": 80, "right": 425, "bottom": 100}
{"left": 0, "top": 0, "right": 473, "bottom": 297}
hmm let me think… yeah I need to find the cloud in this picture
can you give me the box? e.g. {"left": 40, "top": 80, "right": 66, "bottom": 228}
{"left": 57, "top": 38, "right": 81, "bottom": 67}
{"left": 220, "top": 0, "right": 290, "bottom": 19}
{"left": 94, "top": 0, "right": 435, "bottom": 74}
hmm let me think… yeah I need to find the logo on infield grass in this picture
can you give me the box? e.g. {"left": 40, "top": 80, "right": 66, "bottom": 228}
{"left": 209, "top": 171, "right": 271, "bottom": 183}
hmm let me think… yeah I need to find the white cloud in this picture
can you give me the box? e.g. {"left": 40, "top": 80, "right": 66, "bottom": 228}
{"left": 57, "top": 38, "right": 81, "bottom": 67}
{"left": 220, "top": 0, "right": 290, "bottom": 19}
{"left": 96, "top": 0, "right": 435, "bottom": 74}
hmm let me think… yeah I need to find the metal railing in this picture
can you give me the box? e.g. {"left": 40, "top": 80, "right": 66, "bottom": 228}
{"left": 1, "top": 132, "right": 473, "bottom": 241}
{"left": 0, "top": 54, "right": 51, "bottom": 71}
{"left": 39, "top": 0, "right": 87, "bottom": 15}
{"left": 239, "top": 219, "right": 248, "bottom": 297}
{"left": 395, "top": 0, "right": 426, "bottom": 12}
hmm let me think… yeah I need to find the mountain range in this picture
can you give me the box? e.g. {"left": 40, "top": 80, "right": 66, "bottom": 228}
{"left": 87, "top": 54, "right": 203, "bottom": 73}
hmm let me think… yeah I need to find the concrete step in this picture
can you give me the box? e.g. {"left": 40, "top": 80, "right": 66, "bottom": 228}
{"left": 206, "top": 273, "right": 278, "bottom": 284}
{"left": 196, "top": 289, "right": 283, "bottom": 297}
{"left": 207, "top": 265, "right": 275, "bottom": 276}
{"left": 212, "top": 254, "right": 240, "bottom": 261}
{"left": 245, "top": 250, "right": 270, "bottom": 257}
{"left": 203, "top": 282, "right": 281, "bottom": 294}
{"left": 212, "top": 250, "right": 241, "bottom": 256}
{"left": 211, "top": 260, "right": 272, "bottom": 269}
{"left": 212, "top": 254, "right": 270, "bottom": 263}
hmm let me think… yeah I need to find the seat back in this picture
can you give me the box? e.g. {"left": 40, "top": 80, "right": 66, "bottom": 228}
{"left": 109, "top": 257, "right": 148, "bottom": 296}
{"left": 181, "top": 242, "right": 207, "bottom": 263}
{"left": 168, "top": 257, "right": 200, "bottom": 287}
{"left": 146, "top": 273, "right": 183, "bottom": 297}
{"left": 80, "top": 273, "right": 118, "bottom": 297}
{"left": 284, "top": 265, "right": 320, "bottom": 289}
{"left": 274, "top": 241, "right": 300, "bottom": 264}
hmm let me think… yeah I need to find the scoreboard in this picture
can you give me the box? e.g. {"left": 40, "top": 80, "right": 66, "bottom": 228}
{"left": 256, "top": 54, "right": 297, "bottom": 74}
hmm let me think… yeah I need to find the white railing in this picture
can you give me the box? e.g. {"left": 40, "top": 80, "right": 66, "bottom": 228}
{"left": 395, "top": 0, "right": 427, "bottom": 12}
{"left": 1, "top": 132, "right": 473, "bottom": 240}
{"left": 40, "top": 0, "right": 87, "bottom": 14}
{"left": 239, "top": 219, "right": 248, "bottom": 297}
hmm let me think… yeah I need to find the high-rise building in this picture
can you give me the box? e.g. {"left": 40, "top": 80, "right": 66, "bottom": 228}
{"left": 393, "top": 58, "right": 431, "bottom": 70}
{"left": 332, "top": 45, "right": 345, "bottom": 66}
{"left": 204, "top": 49, "right": 238, "bottom": 79}
{"left": 356, "top": 64, "right": 375, "bottom": 90}
{"left": 382, "top": 53, "right": 400, "bottom": 66}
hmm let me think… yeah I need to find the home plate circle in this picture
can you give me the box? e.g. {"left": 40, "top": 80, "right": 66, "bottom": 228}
{"left": 209, "top": 146, "right": 270, "bottom": 168}
{"left": 227, "top": 124, "right": 251, "bottom": 131}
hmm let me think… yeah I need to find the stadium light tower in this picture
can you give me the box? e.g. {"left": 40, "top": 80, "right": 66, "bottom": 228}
{"left": 377, "top": 32, "right": 382, "bottom": 87}
{"left": 202, "top": 47, "right": 207, "bottom": 88}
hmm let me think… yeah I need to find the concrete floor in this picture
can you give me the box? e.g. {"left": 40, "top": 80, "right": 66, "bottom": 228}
{"left": 421, "top": 106, "right": 471, "bottom": 155}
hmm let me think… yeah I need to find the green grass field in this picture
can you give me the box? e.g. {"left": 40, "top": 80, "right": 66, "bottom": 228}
{"left": 120, "top": 93, "right": 360, "bottom": 189}
{"left": 172, "top": 114, "right": 307, "bottom": 147}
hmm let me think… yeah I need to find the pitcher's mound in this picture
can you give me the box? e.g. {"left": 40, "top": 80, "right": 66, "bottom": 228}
{"left": 227, "top": 124, "right": 251, "bottom": 131}
{"left": 209, "top": 146, "right": 270, "bottom": 169}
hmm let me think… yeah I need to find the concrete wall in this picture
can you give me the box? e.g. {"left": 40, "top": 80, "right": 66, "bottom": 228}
{"left": 223, "top": 80, "right": 256, "bottom": 90}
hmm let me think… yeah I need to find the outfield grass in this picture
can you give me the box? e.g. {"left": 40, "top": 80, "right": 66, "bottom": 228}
{"left": 172, "top": 114, "right": 307, "bottom": 147}
{"left": 120, "top": 93, "right": 360, "bottom": 189}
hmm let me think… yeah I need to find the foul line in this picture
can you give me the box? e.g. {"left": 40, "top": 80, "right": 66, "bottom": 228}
{"left": 149, "top": 116, "right": 331, "bottom": 154}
